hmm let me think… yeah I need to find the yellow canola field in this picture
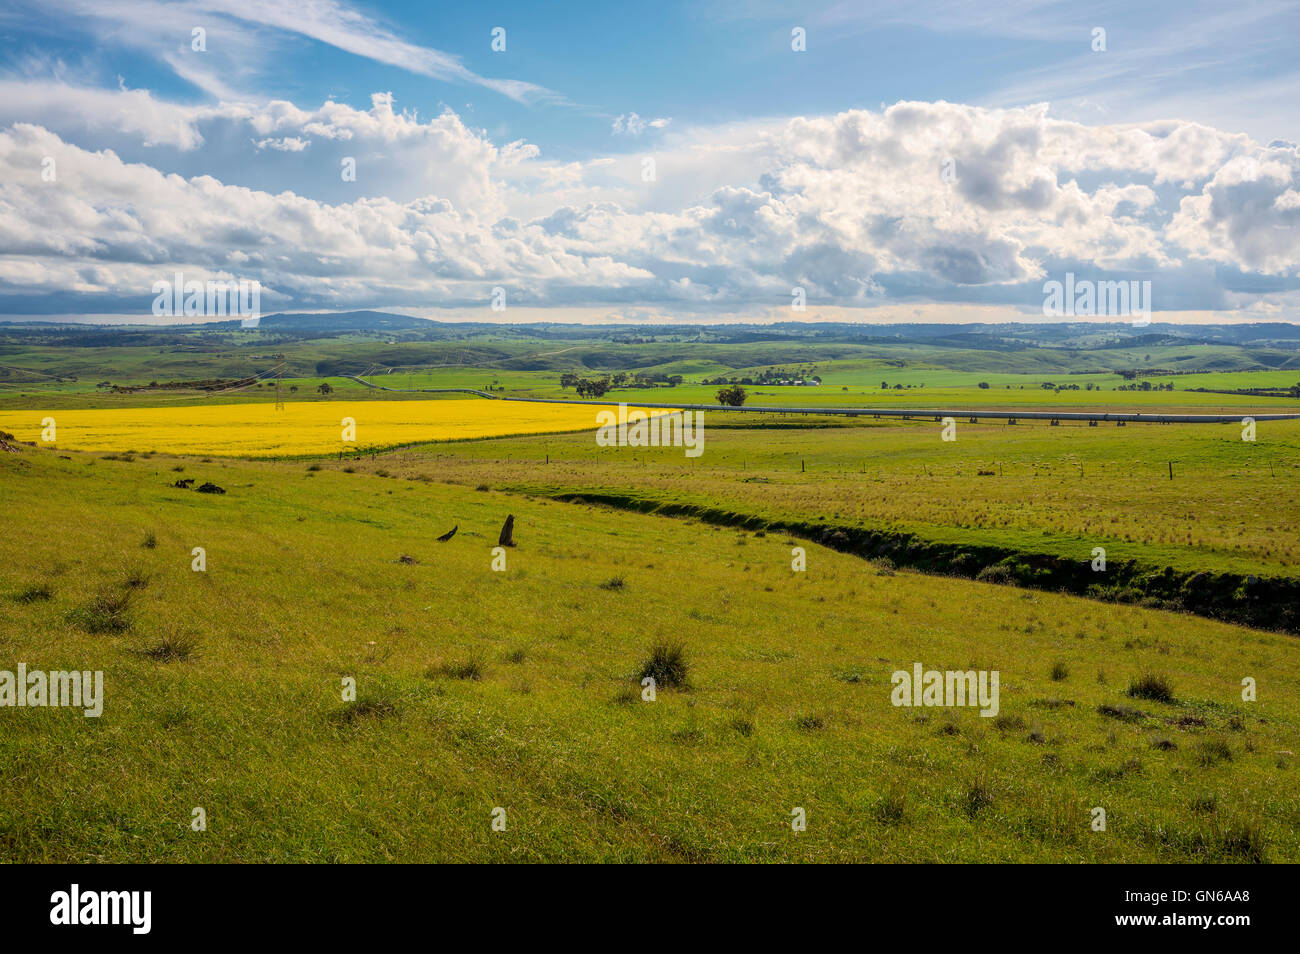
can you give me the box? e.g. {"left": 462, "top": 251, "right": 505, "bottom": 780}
{"left": 0, "top": 399, "right": 669, "bottom": 457}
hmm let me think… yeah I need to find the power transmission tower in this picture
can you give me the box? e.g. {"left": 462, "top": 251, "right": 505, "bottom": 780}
{"left": 273, "top": 353, "right": 285, "bottom": 410}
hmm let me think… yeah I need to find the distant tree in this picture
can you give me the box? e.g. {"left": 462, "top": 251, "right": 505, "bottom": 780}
{"left": 576, "top": 378, "right": 611, "bottom": 398}
{"left": 881, "top": 381, "right": 888, "bottom": 389}
{"left": 317, "top": 382, "right": 333, "bottom": 396}
{"left": 667, "top": 375, "right": 683, "bottom": 386}
{"left": 559, "top": 372, "right": 580, "bottom": 390}
{"left": 978, "top": 381, "right": 990, "bottom": 389}
{"left": 716, "top": 384, "right": 747, "bottom": 406}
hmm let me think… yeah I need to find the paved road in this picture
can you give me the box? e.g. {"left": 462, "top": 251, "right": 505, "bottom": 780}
{"left": 341, "top": 375, "right": 1300, "bottom": 425}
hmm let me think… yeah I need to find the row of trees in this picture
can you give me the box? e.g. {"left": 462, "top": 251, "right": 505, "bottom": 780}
{"left": 560, "top": 371, "right": 682, "bottom": 391}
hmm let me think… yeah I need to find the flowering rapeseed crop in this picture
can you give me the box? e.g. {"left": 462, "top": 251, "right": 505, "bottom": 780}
{"left": 0, "top": 399, "right": 662, "bottom": 456}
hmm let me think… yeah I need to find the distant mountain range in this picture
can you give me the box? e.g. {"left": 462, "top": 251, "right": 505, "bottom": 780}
{"left": 5, "top": 311, "right": 1300, "bottom": 352}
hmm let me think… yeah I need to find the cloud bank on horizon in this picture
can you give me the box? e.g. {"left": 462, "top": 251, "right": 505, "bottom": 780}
{"left": 0, "top": 0, "right": 1298, "bottom": 323}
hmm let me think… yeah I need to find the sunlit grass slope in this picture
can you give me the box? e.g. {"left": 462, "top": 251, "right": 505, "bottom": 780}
{"left": 1, "top": 447, "right": 1296, "bottom": 861}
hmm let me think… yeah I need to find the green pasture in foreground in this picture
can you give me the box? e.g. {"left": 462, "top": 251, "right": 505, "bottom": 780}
{"left": 1, "top": 446, "right": 1296, "bottom": 861}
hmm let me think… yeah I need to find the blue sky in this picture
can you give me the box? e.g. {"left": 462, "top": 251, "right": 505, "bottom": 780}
{"left": 0, "top": 0, "right": 1298, "bottom": 322}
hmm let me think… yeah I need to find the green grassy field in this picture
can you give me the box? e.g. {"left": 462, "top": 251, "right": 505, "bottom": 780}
{"left": 2, "top": 446, "right": 1296, "bottom": 862}
{"left": 356, "top": 415, "right": 1300, "bottom": 580}
{"left": 3, "top": 325, "right": 1298, "bottom": 863}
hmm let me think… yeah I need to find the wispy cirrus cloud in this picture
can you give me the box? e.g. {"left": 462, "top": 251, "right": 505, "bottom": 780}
{"left": 7, "top": 0, "right": 559, "bottom": 104}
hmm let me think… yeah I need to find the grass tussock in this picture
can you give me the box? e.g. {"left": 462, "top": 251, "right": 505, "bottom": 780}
{"left": 1128, "top": 672, "right": 1175, "bottom": 704}
{"left": 638, "top": 640, "right": 688, "bottom": 690}
{"left": 140, "top": 633, "right": 198, "bottom": 662}
{"left": 11, "top": 583, "right": 52, "bottom": 604}
{"left": 330, "top": 695, "right": 399, "bottom": 725}
{"left": 1195, "top": 738, "right": 1234, "bottom": 767}
{"left": 121, "top": 563, "right": 151, "bottom": 590}
{"left": 1097, "top": 703, "right": 1146, "bottom": 723}
{"left": 874, "top": 788, "right": 908, "bottom": 825}
{"left": 961, "top": 779, "right": 995, "bottom": 819}
{"left": 429, "top": 655, "right": 485, "bottom": 681}
{"left": 68, "top": 587, "right": 134, "bottom": 634}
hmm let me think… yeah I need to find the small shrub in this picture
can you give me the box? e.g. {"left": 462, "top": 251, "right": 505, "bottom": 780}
{"left": 976, "top": 564, "right": 1016, "bottom": 585}
{"left": 638, "top": 640, "right": 688, "bottom": 689}
{"left": 597, "top": 576, "right": 626, "bottom": 591}
{"left": 1049, "top": 661, "right": 1069, "bottom": 681}
{"left": 794, "top": 714, "right": 824, "bottom": 731}
{"left": 141, "top": 532, "right": 157, "bottom": 549}
{"left": 306, "top": 463, "right": 321, "bottom": 472}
